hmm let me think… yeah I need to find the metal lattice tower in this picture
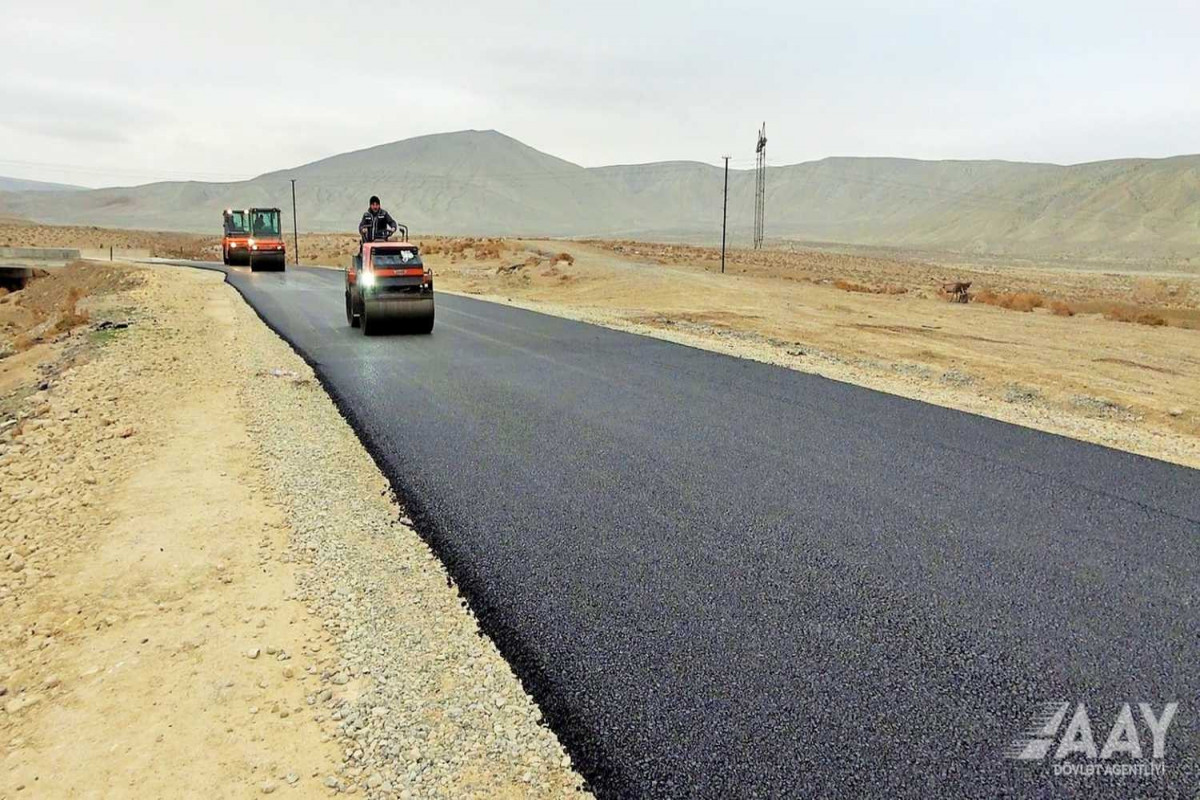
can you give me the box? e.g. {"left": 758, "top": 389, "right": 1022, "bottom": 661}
{"left": 753, "top": 122, "right": 767, "bottom": 250}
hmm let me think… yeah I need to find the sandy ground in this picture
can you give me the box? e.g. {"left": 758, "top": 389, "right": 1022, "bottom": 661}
{"left": 594, "top": 239, "right": 1198, "bottom": 317}
{"left": 0, "top": 222, "right": 221, "bottom": 262}
{"left": 1, "top": 264, "right": 585, "bottom": 798}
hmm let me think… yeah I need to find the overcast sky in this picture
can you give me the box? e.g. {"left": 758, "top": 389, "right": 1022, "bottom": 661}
{"left": 3, "top": 0, "right": 1198, "bottom": 187}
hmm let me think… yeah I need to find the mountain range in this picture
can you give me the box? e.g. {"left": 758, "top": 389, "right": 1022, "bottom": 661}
{"left": 0, "top": 176, "right": 86, "bottom": 193}
{"left": 2, "top": 130, "right": 1198, "bottom": 259}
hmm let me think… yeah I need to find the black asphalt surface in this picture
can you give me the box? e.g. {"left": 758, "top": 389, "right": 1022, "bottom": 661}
{"left": 168, "top": 261, "right": 1199, "bottom": 798}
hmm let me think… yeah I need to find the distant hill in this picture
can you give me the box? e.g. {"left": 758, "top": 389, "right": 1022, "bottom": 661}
{"left": 0, "top": 176, "right": 86, "bottom": 192}
{"left": 2, "top": 130, "right": 1198, "bottom": 259}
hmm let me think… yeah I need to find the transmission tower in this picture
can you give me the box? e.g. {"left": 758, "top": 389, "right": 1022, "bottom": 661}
{"left": 753, "top": 122, "right": 767, "bottom": 250}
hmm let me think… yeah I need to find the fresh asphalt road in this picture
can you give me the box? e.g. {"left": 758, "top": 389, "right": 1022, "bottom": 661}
{"left": 168, "top": 262, "right": 1198, "bottom": 798}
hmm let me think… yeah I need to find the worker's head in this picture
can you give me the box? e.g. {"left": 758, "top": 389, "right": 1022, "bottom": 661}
{"left": 369, "top": 196, "right": 380, "bottom": 212}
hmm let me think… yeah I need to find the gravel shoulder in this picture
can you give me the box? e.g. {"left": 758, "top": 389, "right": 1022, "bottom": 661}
{"left": 1, "top": 264, "right": 586, "bottom": 798}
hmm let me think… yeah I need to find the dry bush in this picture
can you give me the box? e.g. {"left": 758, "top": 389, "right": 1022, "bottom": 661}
{"left": 1049, "top": 300, "right": 1076, "bottom": 317}
{"left": 1104, "top": 305, "right": 1166, "bottom": 326}
{"left": 1069, "top": 299, "right": 1183, "bottom": 328}
{"left": 834, "top": 278, "right": 907, "bottom": 295}
{"left": 475, "top": 243, "right": 503, "bottom": 260}
{"left": 555, "top": 252, "right": 575, "bottom": 265}
{"left": 974, "top": 290, "right": 1046, "bottom": 312}
{"left": 1008, "top": 293, "right": 1045, "bottom": 312}
{"left": 53, "top": 287, "right": 89, "bottom": 333}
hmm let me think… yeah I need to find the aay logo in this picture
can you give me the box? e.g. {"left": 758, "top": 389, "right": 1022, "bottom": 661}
{"left": 1007, "top": 702, "right": 1178, "bottom": 778}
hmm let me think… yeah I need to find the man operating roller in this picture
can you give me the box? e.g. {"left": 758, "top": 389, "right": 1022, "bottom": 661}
{"left": 359, "top": 195, "right": 398, "bottom": 243}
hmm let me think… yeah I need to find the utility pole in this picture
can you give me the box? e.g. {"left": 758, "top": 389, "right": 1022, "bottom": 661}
{"left": 290, "top": 179, "right": 300, "bottom": 265}
{"left": 721, "top": 156, "right": 730, "bottom": 274}
{"left": 754, "top": 122, "right": 767, "bottom": 250}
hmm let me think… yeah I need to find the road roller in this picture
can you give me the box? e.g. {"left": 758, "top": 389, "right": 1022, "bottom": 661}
{"left": 345, "top": 221, "right": 433, "bottom": 335}
{"left": 222, "top": 208, "right": 286, "bottom": 271}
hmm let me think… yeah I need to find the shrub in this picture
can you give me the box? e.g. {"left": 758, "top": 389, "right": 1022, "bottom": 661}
{"left": 834, "top": 278, "right": 907, "bottom": 295}
{"left": 974, "top": 290, "right": 1046, "bottom": 312}
{"left": 474, "top": 243, "right": 503, "bottom": 260}
{"left": 52, "top": 287, "right": 89, "bottom": 333}
{"left": 1102, "top": 305, "right": 1166, "bottom": 326}
{"left": 1049, "top": 301, "right": 1075, "bottom": 317}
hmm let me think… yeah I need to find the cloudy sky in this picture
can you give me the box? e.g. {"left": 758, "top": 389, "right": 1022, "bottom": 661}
{"left": 3, "top": 0, "right": 1198, "bottom": 187}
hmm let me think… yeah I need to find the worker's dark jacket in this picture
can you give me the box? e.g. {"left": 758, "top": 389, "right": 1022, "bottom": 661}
{"left": 359, "top": 208, "right": 398, "bottom": 242}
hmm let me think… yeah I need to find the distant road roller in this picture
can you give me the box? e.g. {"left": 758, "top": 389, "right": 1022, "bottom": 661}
{"left": 345, "top": 220, "right": 433, "bottom": 335}
{"left": 222, "top": 208, "right": 286, "bottom": 271}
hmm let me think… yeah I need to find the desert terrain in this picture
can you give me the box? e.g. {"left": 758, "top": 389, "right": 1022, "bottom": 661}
{"left": 3, "top": 221, "right": 1198, "bottom": 469}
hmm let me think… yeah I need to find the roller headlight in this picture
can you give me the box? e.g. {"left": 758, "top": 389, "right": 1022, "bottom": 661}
{"left": 361, "top": 272, "right": 376, "bottom": 287}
